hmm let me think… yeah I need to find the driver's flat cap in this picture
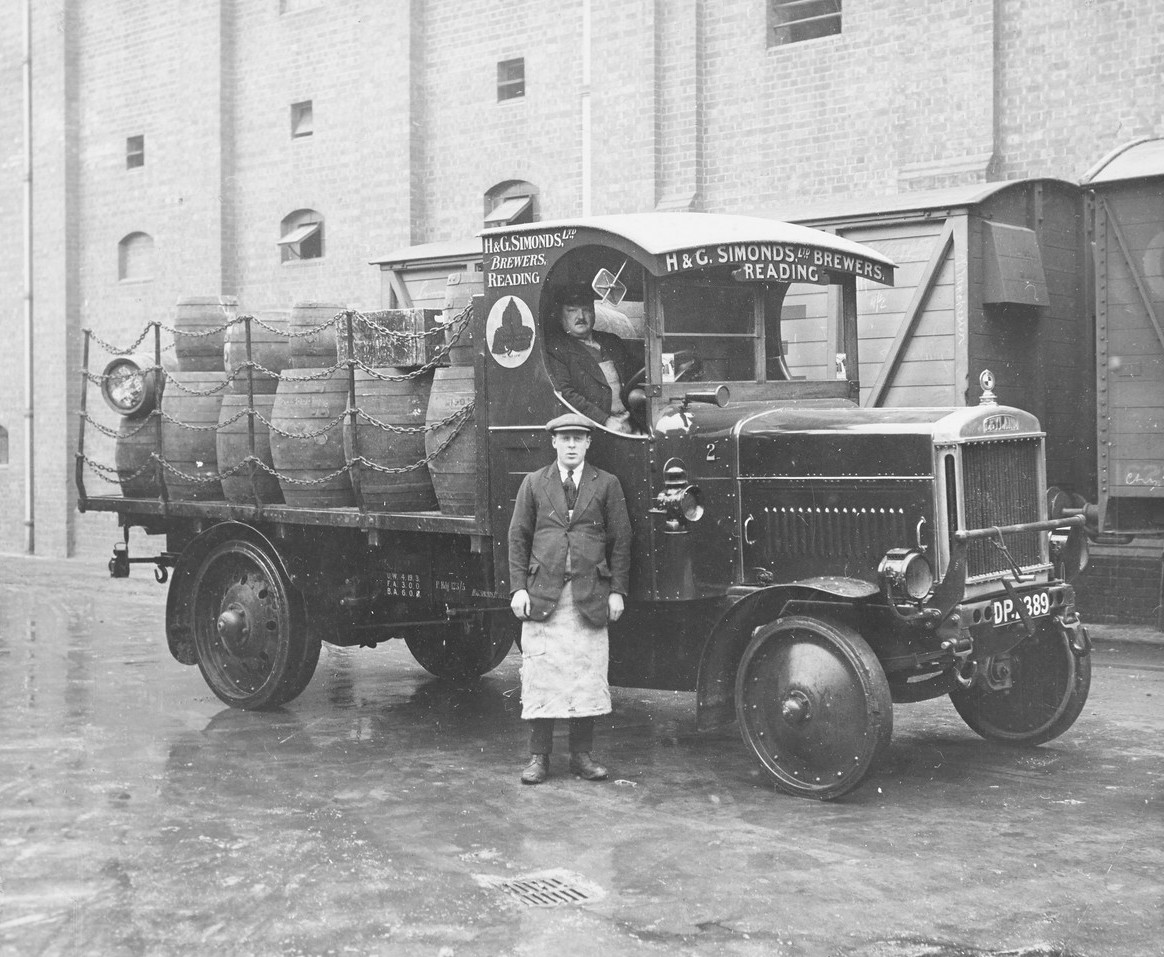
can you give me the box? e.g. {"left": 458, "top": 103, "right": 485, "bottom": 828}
{"left": 545, "top": 412, "right": 594, "bottom": 434}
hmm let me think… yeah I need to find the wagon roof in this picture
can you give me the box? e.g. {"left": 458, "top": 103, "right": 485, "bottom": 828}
{"left": 1081, "top": 137, "right": 1164, "bottom": 185}
{"left": 371, "top": 237, "right": 481, "bottom": 268}
{"left": 750, "top": 177, "right": 1079, "bottom": 224}
{"left": 480, "top": 212, "right": 897, "bottom": 269}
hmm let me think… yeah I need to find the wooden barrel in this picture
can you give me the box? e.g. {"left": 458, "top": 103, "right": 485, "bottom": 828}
{"left": 116, "top": 417, "right": 162, "bottom": 498}
{"left": 289, "top": 301, "right": 346, "bottom": 370}
{"left": 444, "top": 271, "right": 482, "bottom": 367}
{"left": 270, "top": 368, "right": 355, "bottom": 507}
{"left": 424, "top": 366, "right": 476, "bottom": 515}
{"left": 159, "top": 371, "right": 227, "bottom": 500}
{"left": 174, "top": 296, "right": 237, "bottom": 371}
{"left": 216, "top": 393, "right": 284, "bottom": 504}
{"left": 224, "top": 311, "right": 291, "bottom": 394}
{"left": 343, "top": 368, "right": 437, "bottom": 511}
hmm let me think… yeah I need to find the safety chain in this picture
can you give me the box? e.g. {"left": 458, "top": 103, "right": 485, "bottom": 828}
{"left": 355, "top": 399, "right": 472, "bottom": 435}
{"left": 253, "top": 408, "right": 347, "bottom": 441}
{"left": 84, "top": 399, "right": 475, "bottom": 488}
{"left": 84, "top": 363, "right": 166, "bottom": 386}
{"left": 79, "top": 409, "right": 158, "bottom": 438}
{"left": 83, "top": 398, "right": 472, "bottom": 440}
{"left": 246, "top": 312, "right": 338, "bottom": 339}
{"left": 78, "top": 453, "right": 151, "bottom": 484}
{"left": 83, "top": 303, "right": 470, "bottom": 372}
{"left": 83, "top": 324, "right": 157, "bottom": 356}
{"left": 345, "top": 303, "right": 472, "bottom": 341}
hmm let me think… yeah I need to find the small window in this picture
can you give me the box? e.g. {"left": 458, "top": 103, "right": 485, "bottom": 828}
{"left": 291, "top": 100, "right": 313, "bottom": 138}
{"left": 497, "top": 58, "right": 525, "bottom": 101}
{"left": 279, "top": 209, "right": 324, "bottom": 262}
{"left": 0, "top": 426, "right": 8, "bottom": 465}
{"left": 126, "top": 135, "right": 144, "bottom": 169}
{"left": 768, "top": 0, "right": 841, "bottom": 46}
{"left": 484, "top": 180, "right": 539, "bottom": 225}
{"left": 485, "top": 196, "right": 533, "bottom": 227}
{"left": 118, "top": 232, "right": 154, "bottom": 281}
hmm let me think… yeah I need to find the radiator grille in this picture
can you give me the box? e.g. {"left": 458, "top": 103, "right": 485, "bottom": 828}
{"left": 960, "top": 437, "right": 1043, "bottom": 578}
{"left": 767, "top": 506, "right": 910, "bottom": 561}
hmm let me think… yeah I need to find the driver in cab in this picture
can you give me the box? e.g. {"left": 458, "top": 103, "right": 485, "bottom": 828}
{"left": 544, "top": 283, "right": 637, "bottom": 434}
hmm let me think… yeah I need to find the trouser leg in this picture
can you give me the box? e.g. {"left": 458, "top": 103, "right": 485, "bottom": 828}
{"left": 528, "top": 718, "right": 555, "bottom": 755}
{"left": 568, "top": 716, "right": 594, "bottom": 753}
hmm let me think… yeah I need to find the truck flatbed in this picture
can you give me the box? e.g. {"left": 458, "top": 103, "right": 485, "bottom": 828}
{"left": 82, "top": 495, "right": 484, "bottom": 536}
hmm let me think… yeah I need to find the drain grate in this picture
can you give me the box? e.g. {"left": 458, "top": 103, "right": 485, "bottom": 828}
{"left": 477, "top": 869, "right": 604, "bottom": 908}
{"left": 495, "top": 875, "right": 593, "bottom": 907}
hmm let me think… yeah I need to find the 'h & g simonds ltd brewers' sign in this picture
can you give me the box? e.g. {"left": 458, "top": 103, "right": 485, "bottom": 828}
{"left": 664, "top": 242, "right": 890, "bottom": 285}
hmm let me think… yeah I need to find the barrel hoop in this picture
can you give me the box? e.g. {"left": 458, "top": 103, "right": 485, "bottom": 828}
{"left": 84, "top": 401, "right": 475, "bottom": 488}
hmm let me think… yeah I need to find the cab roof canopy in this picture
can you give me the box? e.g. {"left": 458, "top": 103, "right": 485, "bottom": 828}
{"left": 481, "top": 212, "right": 896, "bottom": 285}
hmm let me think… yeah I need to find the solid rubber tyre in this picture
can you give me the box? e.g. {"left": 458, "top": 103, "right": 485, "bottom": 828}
{"left": 735, "top": 615, "right": 893, "bottom": 800}
{"left": 190, "top": 539, "right": 319, "bottom": 709}
{"left": 405, "top": 618, "right": 514, "bottom": 680}
{"left": 950, "top": 623, "right": 1090, "bottom": 746}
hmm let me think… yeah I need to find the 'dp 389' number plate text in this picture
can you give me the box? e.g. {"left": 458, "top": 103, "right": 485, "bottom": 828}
{"left": 993, "top": 590, "right": 1052, "bottom": 627}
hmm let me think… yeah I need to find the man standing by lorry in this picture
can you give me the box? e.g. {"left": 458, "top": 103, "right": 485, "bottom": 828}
{"left": 507, "top": 413, "right": 632, "bottom": 784}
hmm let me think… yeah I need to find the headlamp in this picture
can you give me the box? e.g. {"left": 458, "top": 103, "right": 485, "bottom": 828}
{"left": 878, "top": 548, "right": 934, "bottom": 603}
{"left": 652, "top": 459, "right": 704, "bottom": 532}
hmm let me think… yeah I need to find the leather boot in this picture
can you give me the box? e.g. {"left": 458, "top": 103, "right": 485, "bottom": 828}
{"left": 521, "top": 754, "right": 549, "bottom": 785}
{"left": 568, "top": 752, "right": 608, "bottom": 781}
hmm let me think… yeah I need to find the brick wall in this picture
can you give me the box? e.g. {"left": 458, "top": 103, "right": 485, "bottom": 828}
{"left": 996, "top": 0, "right": 1164, "bottom": 181}
{"left": 2, "top": 0, "right": 1163, "bottom": 580}
{"left": 1074, "top": 554, "right": 1162, "bottom": 626}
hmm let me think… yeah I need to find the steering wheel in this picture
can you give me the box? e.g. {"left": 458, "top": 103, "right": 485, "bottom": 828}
{"left": 620, "top": 352, "right": 702, "bottom": 429}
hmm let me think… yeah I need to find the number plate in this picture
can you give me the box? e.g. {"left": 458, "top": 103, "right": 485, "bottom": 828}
{"left": 992, "top": 590, "right": 1052, "bottom": 627}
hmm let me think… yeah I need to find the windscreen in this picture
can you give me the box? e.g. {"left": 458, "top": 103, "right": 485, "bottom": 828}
{"left": 658, "top": 277, "right": 836, "bottom": 384}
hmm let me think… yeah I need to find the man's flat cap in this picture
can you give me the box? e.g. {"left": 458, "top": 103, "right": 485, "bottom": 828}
{"left": 546, "top": 412, "right": 594, "bottom": 433}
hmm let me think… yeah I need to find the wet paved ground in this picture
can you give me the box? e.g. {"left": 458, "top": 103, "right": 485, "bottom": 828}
{"left": 0, "top": 555, "right": 1161, "bottom": 957}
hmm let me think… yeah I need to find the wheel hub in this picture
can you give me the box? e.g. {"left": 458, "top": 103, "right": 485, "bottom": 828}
{"left": 216, "top": 602, "right": 251, "bottom": 654}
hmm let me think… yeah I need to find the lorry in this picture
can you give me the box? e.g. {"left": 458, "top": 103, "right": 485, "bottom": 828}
{"left": 77, "top": 212, "right": 1091, "bottom": 800}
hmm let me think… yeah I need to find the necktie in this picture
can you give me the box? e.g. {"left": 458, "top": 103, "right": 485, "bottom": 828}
{"left": 563, "top": 470, "right": 577, "bottom": 510}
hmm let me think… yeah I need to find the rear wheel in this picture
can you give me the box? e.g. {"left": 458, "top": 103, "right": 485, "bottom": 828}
{"left": 405, "top": 617, "right": 514, "bottom": 679}
{"left": 190, "top": 539, "right": 319, "bottom": 709}
{"left": 950, "top": 622, "right": 1090, "bottom": 746}
{"left": 735, "top": 615, "right": 893, "bottom": 800}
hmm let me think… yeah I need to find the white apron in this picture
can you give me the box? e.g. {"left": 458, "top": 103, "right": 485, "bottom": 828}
{"left": 520, "top": 578, "right": 611, "bottom": 720}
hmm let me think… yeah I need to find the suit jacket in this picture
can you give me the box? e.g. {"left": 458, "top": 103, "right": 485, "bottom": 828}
{"left": 507, "top": 461, "right": 632, "bottom": 626}
{"left": 543, "top": 331, "right": 637, "bottom": 424}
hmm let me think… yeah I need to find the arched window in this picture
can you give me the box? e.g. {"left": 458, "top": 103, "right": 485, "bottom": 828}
{"left": 279, "top": 209, "right": 324, "bottom": 262}
{"left": 484, "top": 180, "right": 538, "bottom": 227}
{"left": 118, "top": 232, "right": 154, "bottom": 281}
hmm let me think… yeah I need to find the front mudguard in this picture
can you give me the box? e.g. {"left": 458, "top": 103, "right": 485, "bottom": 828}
{"left": 694, "top": 577, "right": 879, "bottom": 732}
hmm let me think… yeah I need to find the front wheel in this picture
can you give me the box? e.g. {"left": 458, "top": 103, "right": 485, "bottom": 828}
{"left": 190, "top": 539, "right": 319, "bottom": 709}
{"left": 950, "top": 620, "right": 1090, "bottom": 746}
{"left": 735, "top": 615, "right": 893, "bottom": 800}
{"left": 405, "top": 617, "right": 515, "bottom": 680}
